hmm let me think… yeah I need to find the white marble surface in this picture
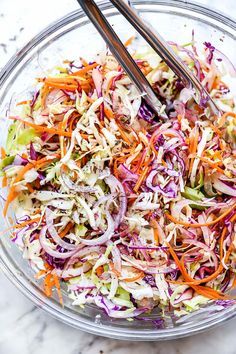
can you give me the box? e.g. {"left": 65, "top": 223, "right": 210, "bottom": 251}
{"left": 0, "top": 0, "right": 235, "bottom": 353}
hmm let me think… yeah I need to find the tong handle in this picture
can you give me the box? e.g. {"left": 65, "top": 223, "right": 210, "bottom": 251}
{"left": 76, "top": 0, "right": 164, "bottom": 116}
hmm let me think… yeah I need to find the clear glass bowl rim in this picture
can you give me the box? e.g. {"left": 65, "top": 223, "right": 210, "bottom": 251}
{"left": 0, "top": 0, "right": 235, "bottom": 341}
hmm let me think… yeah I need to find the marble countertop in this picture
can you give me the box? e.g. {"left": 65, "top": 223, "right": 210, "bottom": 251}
{"left": 0, "top": 0, "right": 235, "bottom": 353}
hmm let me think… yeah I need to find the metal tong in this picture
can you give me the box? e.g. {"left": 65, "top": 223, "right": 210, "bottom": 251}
{"left": 76, "top": 0, "right": 220, "bottom": 117}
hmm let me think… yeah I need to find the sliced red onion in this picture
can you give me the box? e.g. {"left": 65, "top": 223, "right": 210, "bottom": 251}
{"left": 215, "top": 49, "right": 236, "bottom": 77}
{"left": 174, "top": 100, "right": 185, "bottom": 117}
{"left": 93, "top": 194, "right": 114, "bottom": 210}
{"left": 3, "top": 155, "right": 29, "bottom": 172}
{"left": 174, "top": 288, "right": 193, "bottom": 305}
{"left": 198, "top": 266, "right": 215, "bottom": 279}
{"left": 30, "top": 142, "right": 37, "bottom": 160}
{"left": 30, "top": 90, "right": 40, "bottom": 108}
{"left": 185, "top": 238, "right": 218, "bottom": 270}
{"left": 117, "top": 164, "right": 138, "bottom": 182}
{"left": 39, "top": 226, "right": 78, "bottom": 259}
{"left": 144, "top": 267, "right": 176, "bottom": 275}
{"left": 110, "top": 73, "right": 123, "bottom": 91}
{"left": 45, "top": 209, "right": 77, "bottom": 251}
{"left": 168, "top": 41, "right": 203, "bottom": 80}
{"left": 123, "top": 181, "right": 135, "bottom": 195}
{"left": 212, "top": 176, "right": 236, "bottom": 197}
{"left": 13, "top": 154, "right": 29, "bottom": 166}
{"left": 16, "top": 215, "right": 31, "bottom": 223}
{"left": 12, "top": 225, "right": 30, "bottom": 247}
{"left": 62, "top": 90, "right": 76, "bottom": 100}
{"left": 68, "top": 284, "right": 96, "bottom": 291}
{"left": 72, "top": 245, "right": 105, "bottom": 259}
{"left": 92, "top": 68, "right": 103, "bottom": 98}
{"left": 105, "top": 174, "right": 127, "bottom": 229}
{"left": 78, "top": 211, "right": 114, "bottom": 245}
{"left": 151, "top": 128, "right": 185, "bottom": 146}
{"left": 179, "top": 88, "right": 195, "bottom": 104}
{"left": 146, "top": 170, "right": 178, "bottom": 198}
{"left": 53, "top": 263, "right": 92, "bottom": 278}
{"left": 122, "top": 255, "right": 171, "bottom": 274}
{"left": 41, "top": 132, "right": 49, "bottom": 142}
{"left": 128, "top": 245, "right": 167, "bottom": 251}
{"left": 163, "top": 168, "right": 180, "bottom": 177}
{"left": 45, "top": 89, "right": 67, "bottom": 105}
{"left": 92, "top": 68, "right": 104, "bottom": 120}
{"left": 94, "top": 296, "right": 147, "bottom": 318}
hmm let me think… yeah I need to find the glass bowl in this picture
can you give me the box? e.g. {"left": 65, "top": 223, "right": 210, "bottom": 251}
{"left": 0, "top": 0, "right": 235, "bottom": 341}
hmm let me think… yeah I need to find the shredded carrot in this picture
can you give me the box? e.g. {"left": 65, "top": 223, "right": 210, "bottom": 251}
{"left": 220, "top": 227, "right": 228, "bottom": 260}
{"left": 104, "top": 106, "right": 114, "bottom": 120}
{"left": 0, "top": 147, "right": 6, "bottom": 158}
{"left": 96, "top": 266, "right": 104, "bottom": 276}
{"left": 149, "top": 130, "right": 178, "bottom": 156}
{"left": 15, "top": 217, "right": 41, "bottom": 229}
{"left": 3, "top": 155, "right": 59, "bottom": 216}
{"left": 188, "top": 127, "right": 199, "bottom": 175}
{"left": 68, "top": 115, "right": 78, "bottom": 133}
{"left": 117, "top": 124, "right": 132, "bottom": 144}
{"left": 9, "top": 116, "right": 72, "bottom": 137}
{"left": 134, "top": 148, "right": 149, "bottom": 173}
{"left": 72, "top": 62, "right": 98, "bottom": 76}
{"left": 26, "top": 183, "right": 34, "bottom": 193}
{"left": 13, "top": 155, "right": 59, "bottom": 184}
{"left": 209, "top": 123, "right": 222, "bottom": 136}
{"left": 122, "top": 271, "right": 144, "bottom": 283}
{"left": 161, "top": 159, "right": 168, "bottom": 168}
{"left": 177, "top": 114, "right": 182, "bottom": 123}
{"left": 40, "top": 77, "right": 79, "bottom": 91}
{"left": 104, "top": 107, "right": 132, "bottom": 144}
{"left": 44, "top": 262, "right": 53, "bottom": 271}
{"left": 53, "top": 273, "right": 63, "bottom": 305}
{"left": 40, "top": 85, "right": 51, "bottom": 109}
{"left": 59, "top": 222, "right": 74, "bottom": 239}
{"left": 167, "top": 242, "right": 229, "bottom": 300}
{"left": 218, "top": 112, "right": 236, "bottom": 128}
{"left": 169, "top": 245, "right": 233, "bottom": 288}
{"left": 168, "top": 214, "right": 236, "bottom": 288}
{"left": 2, "top": 175, "right": 7, "bottom": 188}
{"left": 232, "top": 275, "right": 236, "bottom": 289}
{"left": 133, "top": 166, "right": 149, "bottom": 193}
{"left": 124, "top": 36, "right": 135, "bottom": 47}
{"left": 43, "top": 273, "right": 54, "bottom": 297}
{"left": 150, "top": 219, "right": 160, "bottom": 246}
{"left": 0, "top": 216, "right": 41, "bottom": 235}
{"left": 211, "top": 77, "right": 219, "bottom": 90}
{"left": 165, "top": 203, "right": 236, "bottom": 228}
{"left": 110, "top": 262, "right": 121, "bottom": 277}
{"left": 197, "top": 156, "right": 225, "bottom": 174}
{"left": 16, "top": 100, "right": 30, "bottom": 106}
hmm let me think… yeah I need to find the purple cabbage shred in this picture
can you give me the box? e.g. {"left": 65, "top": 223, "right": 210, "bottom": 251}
{"left": 204, "top": 42, "right": 215, "bottom": 64}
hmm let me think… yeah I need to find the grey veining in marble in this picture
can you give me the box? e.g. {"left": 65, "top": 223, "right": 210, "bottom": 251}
{"left": 0, "top": 0, "right": 236, "bottom": 353}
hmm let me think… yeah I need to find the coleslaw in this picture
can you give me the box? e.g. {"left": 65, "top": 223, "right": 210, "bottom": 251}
{"left": 1, "top": 37, "right": 236, "bottom": 320}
